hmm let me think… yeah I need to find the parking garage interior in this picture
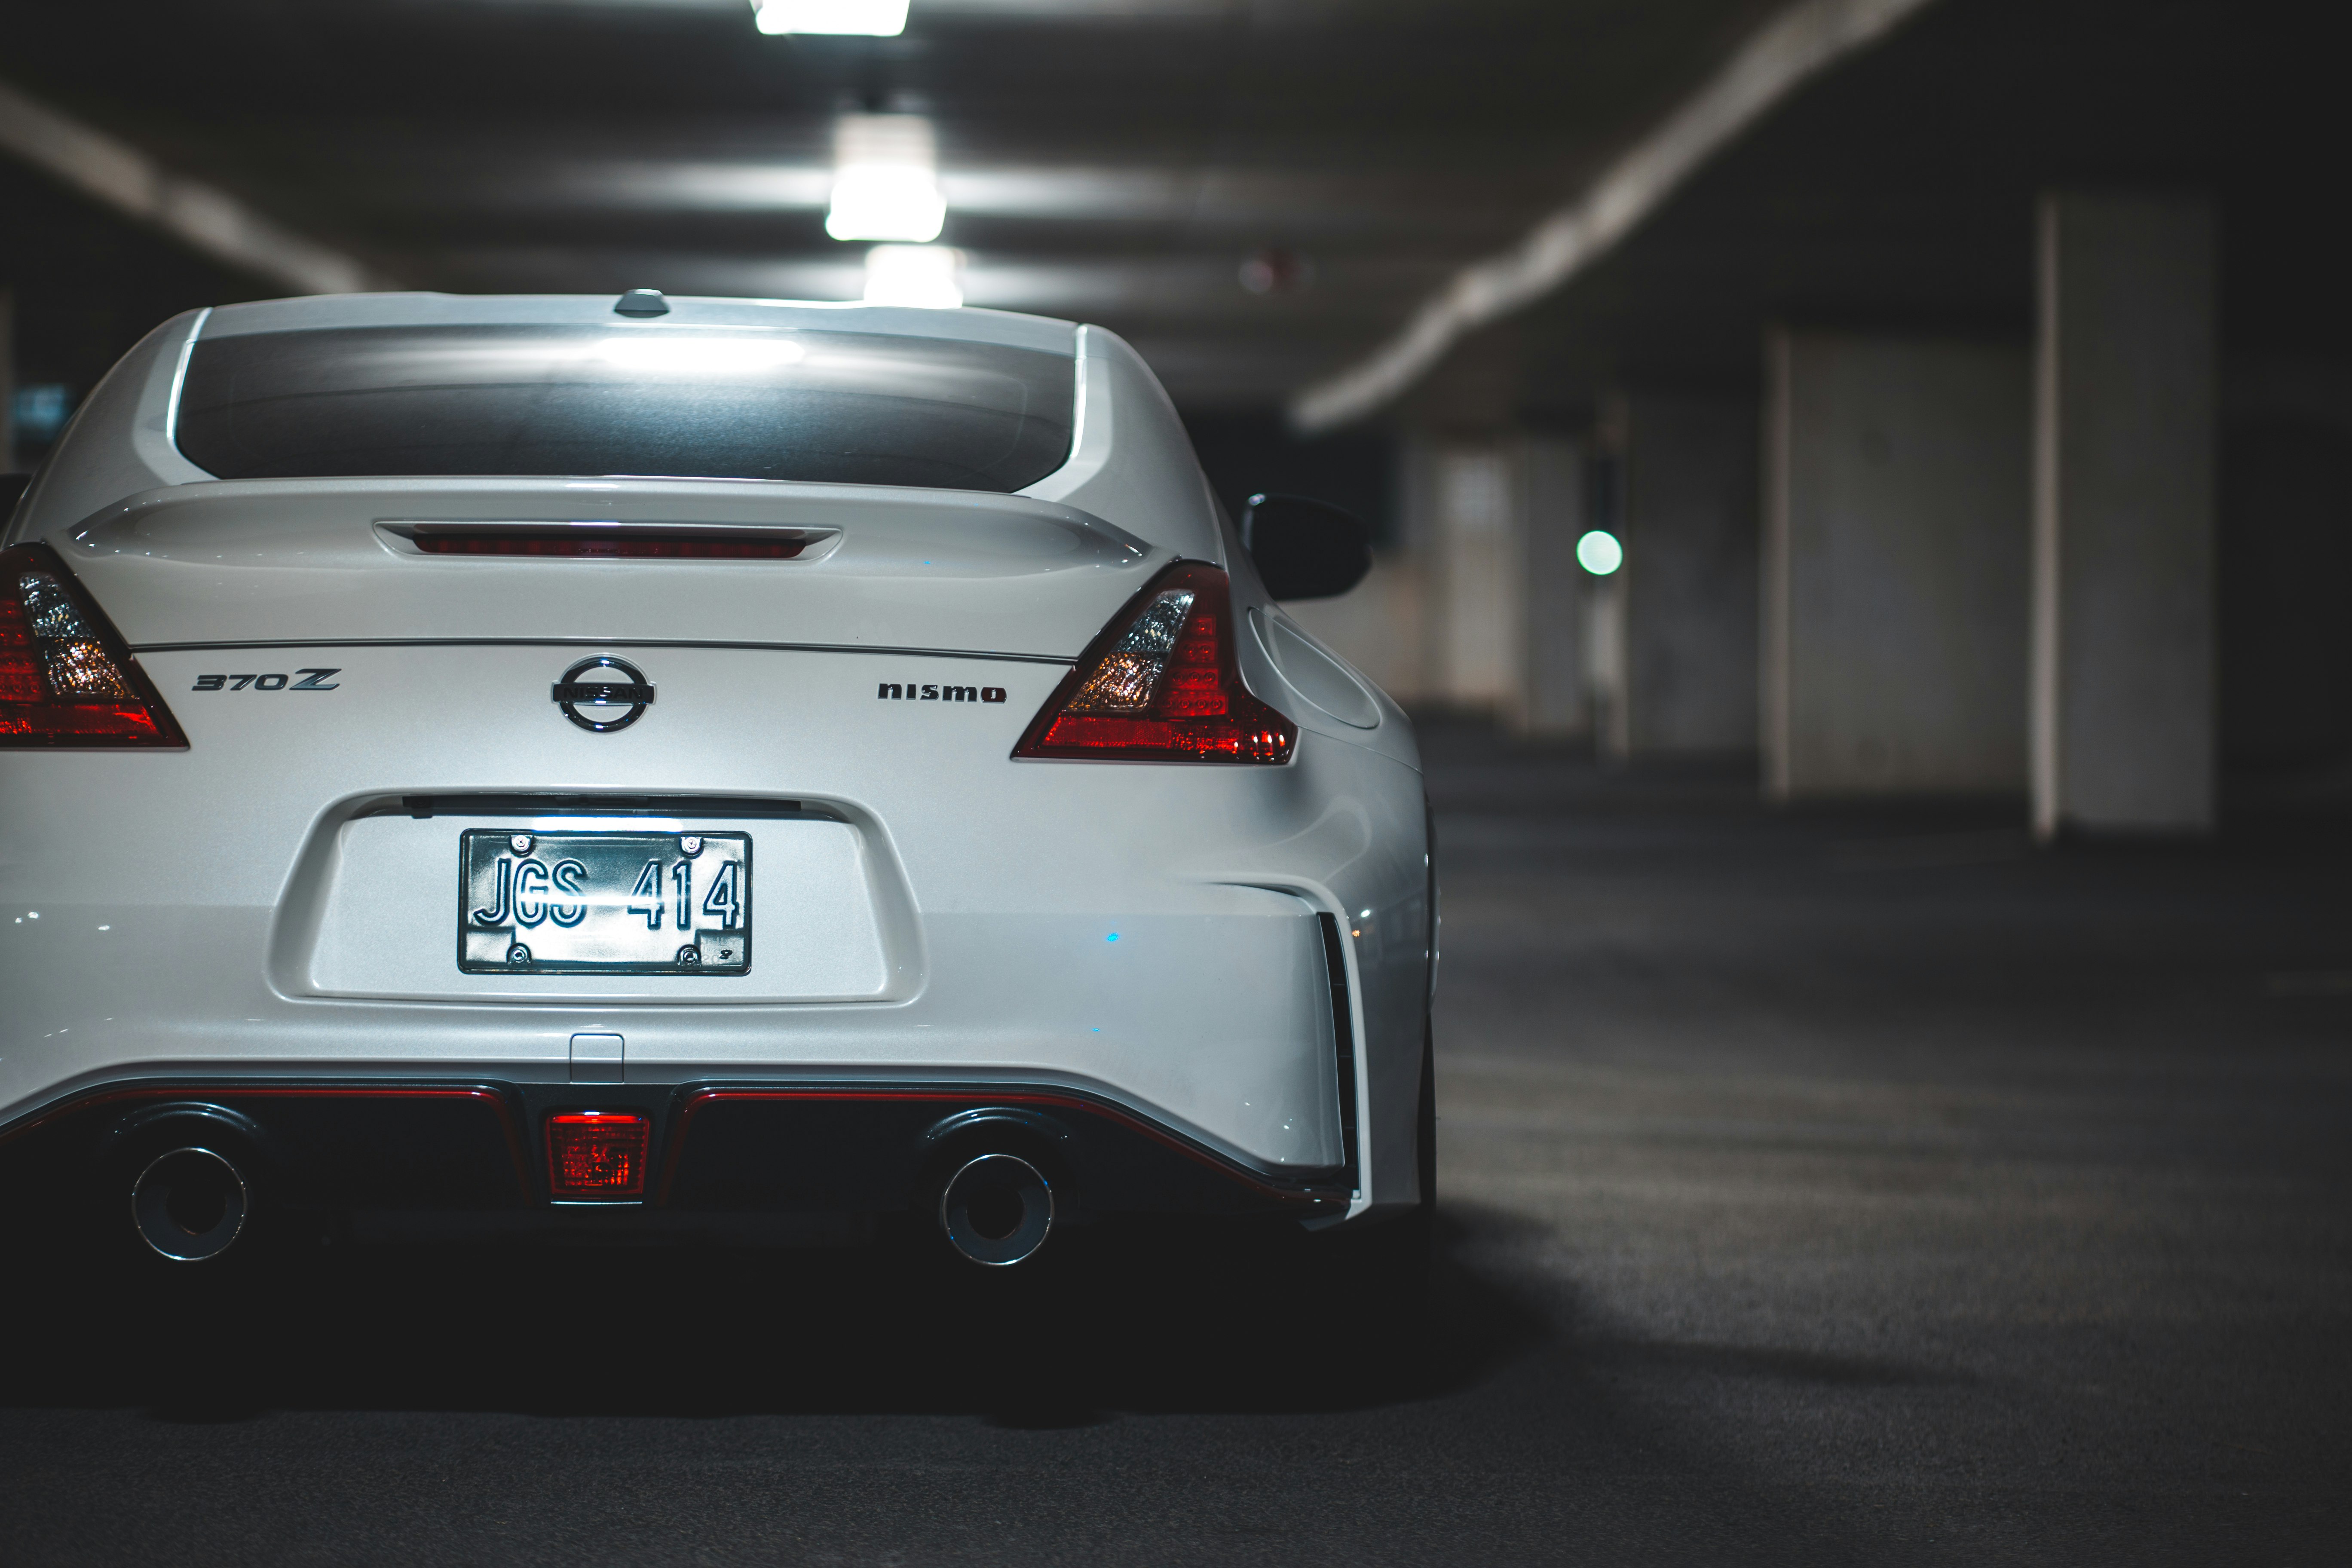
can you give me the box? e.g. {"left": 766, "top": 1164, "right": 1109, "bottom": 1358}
{"left": 3, "top": 1, "right": 2349, "bottom": 1562}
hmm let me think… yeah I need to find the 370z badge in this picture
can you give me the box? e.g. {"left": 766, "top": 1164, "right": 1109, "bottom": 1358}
{"left": 190, "top": 668, "right": 340, "bottom": 692}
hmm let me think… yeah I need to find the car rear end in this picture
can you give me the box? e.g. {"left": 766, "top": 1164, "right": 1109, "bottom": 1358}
{"left": 0, "top": 292, "right": 1429, "bottom": 1268}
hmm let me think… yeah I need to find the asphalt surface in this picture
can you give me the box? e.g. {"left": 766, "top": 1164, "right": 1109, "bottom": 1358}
{"left": 5, "top": 722, "right": 2349, "bottom": 1565}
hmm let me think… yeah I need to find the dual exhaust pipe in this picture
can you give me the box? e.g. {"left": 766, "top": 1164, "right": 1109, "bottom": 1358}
{"left": 936, "top": 1152, "right": 1055, "bottom": 1267}
{"left": 130, "top": 1146, "right": 251, "bottom": 1262}
{"left": 120, "top": 1141, "right": 1054, "bottom": 1268}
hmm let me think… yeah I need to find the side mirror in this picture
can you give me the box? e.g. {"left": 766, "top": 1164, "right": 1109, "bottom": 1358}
{"left": 1239, "top": 493, "right": 1371, "bottom": 600}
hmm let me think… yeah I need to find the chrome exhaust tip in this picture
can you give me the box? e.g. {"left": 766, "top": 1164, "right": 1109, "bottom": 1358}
{"left": 937, "top": 1152, "right": 1054, "bottom": 1267}
{"left": 131, "top": 1146, "right": 249, "bottom": 1262}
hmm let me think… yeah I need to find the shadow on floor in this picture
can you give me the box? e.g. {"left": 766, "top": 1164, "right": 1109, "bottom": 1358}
{"left": 7, "top": 1210, "right": 1552, "bottom": 1425}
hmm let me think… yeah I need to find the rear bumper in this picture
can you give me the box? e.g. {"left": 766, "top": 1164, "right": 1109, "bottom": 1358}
{"left": 0, "top": 647, "right": 1432, "bottom": 1212}
{"left": 0, "top": 1078, "right": 1352, "bottom": 1241}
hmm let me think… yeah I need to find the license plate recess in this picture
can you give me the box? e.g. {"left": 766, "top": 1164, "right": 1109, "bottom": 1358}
{"left": 459, "top": 830, "right": 751, "bottom": 975}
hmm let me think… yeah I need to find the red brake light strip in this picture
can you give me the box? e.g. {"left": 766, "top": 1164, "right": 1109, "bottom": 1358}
{"left": 410, "top": 533, "right": 805, "bottom": 559}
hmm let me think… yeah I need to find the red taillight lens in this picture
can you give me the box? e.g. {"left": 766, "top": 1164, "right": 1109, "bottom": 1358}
{"left": 547, "top": 1112, "right": 649, "bottom": 1199}
{"left": 0, "top": 544, "right": 187, "bottom": 748}
{"left": 1014, "top": 560, "right": 1297, "bottom": 764}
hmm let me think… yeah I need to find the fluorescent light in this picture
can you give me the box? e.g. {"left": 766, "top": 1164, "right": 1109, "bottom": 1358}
{"left": 751, "top": 0, "right": 909, "bottom": 35}
{"left": 1575, "top": 529, "right": 1624, "bottom": 576}
{"left": 862, "top": 244, "right": 964, "bottom": 308}
{"left": 827, "top": 165, "right": 945, "bottom": 241}
{"left": 826, "top": 113, "right": 945, "bottom": 242}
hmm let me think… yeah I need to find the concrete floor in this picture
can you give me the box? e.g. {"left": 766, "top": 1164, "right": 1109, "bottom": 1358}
{"left": 3, "top": 723, "right": 2348, "bottom": 1565}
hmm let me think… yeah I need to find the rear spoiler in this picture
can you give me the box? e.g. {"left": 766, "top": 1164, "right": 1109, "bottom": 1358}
{"left": 47, "top": 477, "right": 1161, "bottom": 659}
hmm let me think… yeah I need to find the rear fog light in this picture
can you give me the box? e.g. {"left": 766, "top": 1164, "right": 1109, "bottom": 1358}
{"left": 547, "top": 1112, "right": 649, "bottom": 1199}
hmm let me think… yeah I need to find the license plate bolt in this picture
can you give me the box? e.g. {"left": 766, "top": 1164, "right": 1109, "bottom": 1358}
{"left": 680, "top": 836, "right": 704, "bottom": 857}
{"left": 510, "top": 833, "right": 534, "bottom": 854}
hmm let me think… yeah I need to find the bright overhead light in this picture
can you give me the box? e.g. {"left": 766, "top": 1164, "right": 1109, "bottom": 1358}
{"left": 827, "top": 113, "right": 945, "bottom": 242}
{"left": 751, "top": 0, "right": 910, "bottom": 36}
{"left": 862, "top": 244, "right": 964, "bottom": 308}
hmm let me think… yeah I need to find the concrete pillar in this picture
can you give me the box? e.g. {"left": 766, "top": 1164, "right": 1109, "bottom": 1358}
{"left": 1589, "top": 568, "right": 1628, "bottom": 754}
{"left": 2031, "top": 194, "right": 2217, "bottom": 836}
{"left": 1595, "top": 392, "right": 1758, "bottom": 757}
{"left": 1504, "top": 436, "right": 1590, "bottom": 739}
{"left": 1427, "top": 441, "right": 1518, "bottom": 709}
{"left": 1762, "top": 331, "right": 2031, "bottom": 796}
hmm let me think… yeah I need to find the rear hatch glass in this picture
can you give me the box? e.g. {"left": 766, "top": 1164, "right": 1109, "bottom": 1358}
{"left": 175, "top": 324, "right": 1074, "bottom": 492}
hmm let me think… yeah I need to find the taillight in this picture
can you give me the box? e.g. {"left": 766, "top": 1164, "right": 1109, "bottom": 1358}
{"left": 0, "top": 544, "right": 187, "bottom": 748}
{"left": 1014, "top": 560, "right": 1296, "bottom": 764}
{"left": 547, "top": 1112, "right": 649, "bottom": 1199}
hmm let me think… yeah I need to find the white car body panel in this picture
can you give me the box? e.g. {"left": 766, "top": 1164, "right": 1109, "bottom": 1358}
{"left": 0, "top": 292, "right": 1428, "bottom": 1229}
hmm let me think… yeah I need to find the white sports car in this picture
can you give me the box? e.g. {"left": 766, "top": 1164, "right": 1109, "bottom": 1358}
{"left": 0, "top": 291, "right": 1433, "bottom": 1277}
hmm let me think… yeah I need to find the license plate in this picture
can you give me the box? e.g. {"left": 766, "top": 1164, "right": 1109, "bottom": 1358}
{"left": 459, "top": 830, "right": 752, "bottom": 975}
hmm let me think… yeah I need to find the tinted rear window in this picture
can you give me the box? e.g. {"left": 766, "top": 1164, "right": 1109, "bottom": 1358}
{"left": 175, "top": 324, "right": 1074, "bottom": 491}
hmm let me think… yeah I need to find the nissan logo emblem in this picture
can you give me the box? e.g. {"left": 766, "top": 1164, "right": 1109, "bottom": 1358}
{"left": 552, "top": 655, "right": 655, "bottom": 732}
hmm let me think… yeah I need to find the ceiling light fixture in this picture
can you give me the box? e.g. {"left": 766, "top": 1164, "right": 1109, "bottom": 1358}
{"left": 751, "top": 0, "right": 910, "bottom": 36}
{"left": 862, "top": 244, "right": 964, "bottom": 309}
{"left": 827, "top": 113, "right": 945, "bottom": 242}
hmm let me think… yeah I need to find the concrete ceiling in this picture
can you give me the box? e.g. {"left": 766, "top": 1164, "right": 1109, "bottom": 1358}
{"left": 1393, "top": 0, "right": 2352, "bottom": 431}
{"left": 3, "top": 0, "right": 1792, "bottom": 408}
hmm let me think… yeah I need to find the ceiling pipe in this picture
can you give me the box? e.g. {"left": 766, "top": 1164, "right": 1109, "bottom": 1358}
{"left": 0, "top": 77, "right": 395, "bottom": 296}
{"left": 1285, "top": 0, "right": 1942, "bottom": 436}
